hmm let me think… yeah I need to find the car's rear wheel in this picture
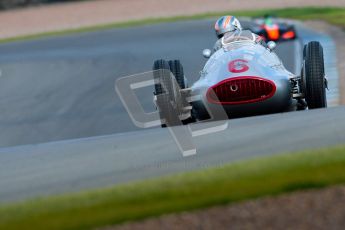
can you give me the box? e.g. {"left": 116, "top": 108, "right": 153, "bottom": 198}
{"left": 303, "top": 41, "right": 327, "bottom": 109}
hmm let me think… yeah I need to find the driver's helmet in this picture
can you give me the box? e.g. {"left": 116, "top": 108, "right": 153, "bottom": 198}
{"left": 215, "top": 16, "right": 242, "bottom": 39}
{"left": 264, "top": 14, "right": 274, "bottom": 26}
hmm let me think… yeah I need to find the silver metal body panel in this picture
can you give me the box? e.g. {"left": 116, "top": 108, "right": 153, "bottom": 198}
{"left": 191, "top": 40, "right": 296, "bottom": 117}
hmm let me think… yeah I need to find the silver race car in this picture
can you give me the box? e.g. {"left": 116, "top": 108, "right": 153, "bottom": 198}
{"left": 153, "top": 31, "right": 327, "bottom": 126}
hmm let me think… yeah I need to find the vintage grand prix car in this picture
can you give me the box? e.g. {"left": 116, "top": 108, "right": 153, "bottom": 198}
{"left": 153, "top": 31, "right": 327, "bottom": 126}
{"left": 250, "top": 16, "right": 297, "bottom": 42}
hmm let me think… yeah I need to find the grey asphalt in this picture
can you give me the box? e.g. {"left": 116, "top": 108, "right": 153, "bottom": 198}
{"left": 0, "top": 19, "right": 343, "bottom": 202}
{"left": 0, "top": 19, "right": 300, "bottom": 148}
{"left": 0, "top": 107, "right": 344, "bottom": 202}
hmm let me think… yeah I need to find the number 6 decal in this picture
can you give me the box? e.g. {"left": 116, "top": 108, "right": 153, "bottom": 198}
{"left": 228, "top": 59, "right": 249, "bottom": 73}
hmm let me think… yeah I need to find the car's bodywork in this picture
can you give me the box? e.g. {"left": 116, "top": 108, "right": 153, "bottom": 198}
{"left": 190, "top": 32, "right": 296, "bottom": 119}
{"left": 153, "top": 32, "right": 326, "bottom": 126}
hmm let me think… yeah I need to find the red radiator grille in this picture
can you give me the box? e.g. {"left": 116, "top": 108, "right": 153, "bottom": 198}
{"left": 207, "top": 76, "right": 276, "bottom": 105}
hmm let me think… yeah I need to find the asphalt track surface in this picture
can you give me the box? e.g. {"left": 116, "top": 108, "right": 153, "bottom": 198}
{"left": 1, "top": 107, "right": 344, "bottom": 202}
{"left": 0, "top": 19, "right": 344, "bottom": 202}
{"left": 0, "top": 19, "right": 301, "bottom": 148}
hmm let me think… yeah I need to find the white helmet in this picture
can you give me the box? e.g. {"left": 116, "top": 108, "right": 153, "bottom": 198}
{"left": 215, "top": 16, "right": 242, "bottom": 38}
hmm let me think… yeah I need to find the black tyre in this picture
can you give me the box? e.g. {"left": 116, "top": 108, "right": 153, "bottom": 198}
{"left": 168, "top": 60, "right": 196, "bottom": 124}
{"left": 153, "top": 59, "right": 181, "bottom": 127}
{"left": 168, "top": 60, "right": 186, "bottom": 89}
{"left": 153, "top": 59, "right": 171, "bottom": 95}
{"left": 303, "top": 41, "right": 327, "bottom": 109}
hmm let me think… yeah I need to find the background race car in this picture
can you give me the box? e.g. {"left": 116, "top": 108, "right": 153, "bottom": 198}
{"left": 250, "top": 15, "right": 297, "bottom": 42}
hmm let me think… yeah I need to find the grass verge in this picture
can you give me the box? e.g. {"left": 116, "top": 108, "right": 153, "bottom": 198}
{"left": 1, "top": 7, "right": 345, "bottom": 43}
{"left": 1, "top": 145, "right": 345, "bottom": 230}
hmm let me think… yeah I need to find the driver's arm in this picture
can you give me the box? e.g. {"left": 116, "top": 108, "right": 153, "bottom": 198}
{"left": 254, "top": 33, "right": 268, "bottom": 48}
{"left": 213, "top": 39, "right": 222, "bottom": 53}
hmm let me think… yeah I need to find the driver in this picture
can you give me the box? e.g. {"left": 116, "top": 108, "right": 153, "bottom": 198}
{"left": 213, "top": 15, "right": 263, "bottom": 52}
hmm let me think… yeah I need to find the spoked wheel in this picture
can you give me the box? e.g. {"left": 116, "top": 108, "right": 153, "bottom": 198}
{"left": 302, "top": 41, "right": 327, "bottom": 109}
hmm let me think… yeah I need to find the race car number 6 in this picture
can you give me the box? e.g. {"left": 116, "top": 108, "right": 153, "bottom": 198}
{"left": 228, "top": 59, "right": 249, "bottom": 73}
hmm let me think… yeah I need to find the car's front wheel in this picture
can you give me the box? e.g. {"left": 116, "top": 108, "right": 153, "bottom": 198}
{"left": 302, "top": 41, "right": 327, "bottom": 109}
